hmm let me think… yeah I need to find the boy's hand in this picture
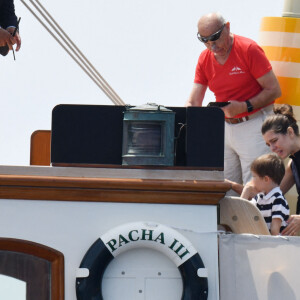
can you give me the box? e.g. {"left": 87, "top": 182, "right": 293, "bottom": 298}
{"left": 241, "top": 180, "right": 258, "bottom": 200}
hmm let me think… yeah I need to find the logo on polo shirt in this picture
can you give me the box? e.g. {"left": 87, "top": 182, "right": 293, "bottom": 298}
{"left": 229, "top": 66, "right": 245, "bottom": 75}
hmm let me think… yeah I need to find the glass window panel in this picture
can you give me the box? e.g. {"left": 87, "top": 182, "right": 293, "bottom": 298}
{"left": 127, "top": 122, "right": 163, "bottom": 155}
{"left": 0, "top": 274, "right": 26, "bottom": 300}
{"left": 0, "top": 251, "right": 51, "bottom": 300}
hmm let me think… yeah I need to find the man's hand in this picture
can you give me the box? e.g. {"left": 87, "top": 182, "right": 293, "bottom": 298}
{"left": 0, "top": 28, "right": 15, "bottom": 49}
{"left": 221, "top": 100, "right": 246, "bottom": 118}
{"left": 222, "top": 70, "right": 281, "bottom": 119}
{"left": 7, "top": 27, "right": 21, "bottom": 51}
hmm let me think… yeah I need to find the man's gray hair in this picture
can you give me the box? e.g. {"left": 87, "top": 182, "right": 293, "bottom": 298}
{"left": 214, "top": 12, "right": 226, "bottom": 25}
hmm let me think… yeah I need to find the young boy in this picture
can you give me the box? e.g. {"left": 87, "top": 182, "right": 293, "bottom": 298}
{"left": 241, "top": 153, "right": 290, "bottom": 235}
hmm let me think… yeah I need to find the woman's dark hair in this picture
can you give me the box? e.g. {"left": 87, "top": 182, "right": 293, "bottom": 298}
{"left": 261, "top": 104, "right": 299, "bottom": 136}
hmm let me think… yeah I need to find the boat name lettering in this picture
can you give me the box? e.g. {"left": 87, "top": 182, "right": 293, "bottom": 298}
{"left": 106, "top": 229, "right": 190, "bottom": 259}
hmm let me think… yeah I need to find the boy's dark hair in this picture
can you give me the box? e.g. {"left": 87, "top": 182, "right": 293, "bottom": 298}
{"left": 251, "top": 153, "right": 285, "bottom": 185}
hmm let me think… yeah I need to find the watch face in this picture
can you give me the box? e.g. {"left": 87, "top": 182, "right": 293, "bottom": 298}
{"left": 246, "top": 100, "right": 253, "bottom": 112}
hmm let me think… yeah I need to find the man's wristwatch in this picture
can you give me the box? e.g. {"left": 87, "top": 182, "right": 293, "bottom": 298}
{"left": 245, "top": 100, "right": 253, "bottom": 113}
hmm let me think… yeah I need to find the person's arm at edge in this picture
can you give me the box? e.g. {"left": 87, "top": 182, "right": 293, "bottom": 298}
{"left": 224, "top": 179, "right": 243, "bottom": 195}
{"left": 222, "top": 70, "right": 281, "bottom": 118}
{"left": 185, "top": 83, "right": 207, "bottom": 107}
{"left": 0, "top": 28, "right": 15, "bottom": 48}
{"left": 270, "top": 218, "right": 282, "bottom": 235}
{"left": 6, "top": 26, "right": 21, "bottom": 51}
{"left": 225, "top": 179, "right": 258, "bottom": 200}
{"left": 0, "top": 0, "right": 21, "bottom": 51}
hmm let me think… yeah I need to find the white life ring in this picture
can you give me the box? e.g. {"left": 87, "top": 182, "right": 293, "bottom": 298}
{"left": 76, "top": 221, "right": 208, "bottom": 300}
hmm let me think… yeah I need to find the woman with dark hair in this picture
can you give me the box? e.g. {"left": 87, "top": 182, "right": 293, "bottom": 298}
{"left": 261, "top": 104, "right": 300, "bottom": 235}
{"left": 226, "top": 104, "right": 300, "bottom": 235}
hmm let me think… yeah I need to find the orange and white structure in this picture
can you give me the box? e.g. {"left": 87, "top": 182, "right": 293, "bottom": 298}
{"left": 259, "top": 0, "right": 300, "bottom": 117}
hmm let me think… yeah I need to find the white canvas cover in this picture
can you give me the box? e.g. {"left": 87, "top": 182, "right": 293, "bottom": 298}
{"left": 219, "top": 233, "right": 300, "bottom": 300}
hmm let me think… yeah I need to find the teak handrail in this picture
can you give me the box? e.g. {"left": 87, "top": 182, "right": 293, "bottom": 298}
{"left": 0, "top": 173, "right": 230, "bottom": 205}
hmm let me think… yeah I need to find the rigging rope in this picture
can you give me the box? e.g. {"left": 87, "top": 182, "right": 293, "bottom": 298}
{"left": 21, "top": 0, "right": 125, "bottom": 106}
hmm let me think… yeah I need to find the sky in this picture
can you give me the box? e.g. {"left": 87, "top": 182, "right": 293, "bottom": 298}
{"left": 0, "top": 0, "right": 284, "bottom": 166}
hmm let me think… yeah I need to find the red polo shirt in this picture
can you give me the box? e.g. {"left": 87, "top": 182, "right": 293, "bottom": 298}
{"left": 194, "top": 34, "right": 272, "bottom": 118}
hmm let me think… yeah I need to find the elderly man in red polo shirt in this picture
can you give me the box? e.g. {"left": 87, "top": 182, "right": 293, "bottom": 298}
{"left": 186, "top": 12, "right": 281, "bottom": 192}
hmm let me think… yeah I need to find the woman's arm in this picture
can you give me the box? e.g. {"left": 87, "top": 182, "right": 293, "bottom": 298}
{"left": 280, "top": 160, "right": 295, "bottom": 194}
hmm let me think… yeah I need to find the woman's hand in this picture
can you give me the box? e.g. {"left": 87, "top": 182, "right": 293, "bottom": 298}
{"left": 281, "top": 215, "right": 300, "bottom": 236}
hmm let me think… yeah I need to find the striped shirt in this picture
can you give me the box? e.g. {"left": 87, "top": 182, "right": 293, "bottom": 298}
{"left": 250, "top": 187, "right": 290, "bottom": 233}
